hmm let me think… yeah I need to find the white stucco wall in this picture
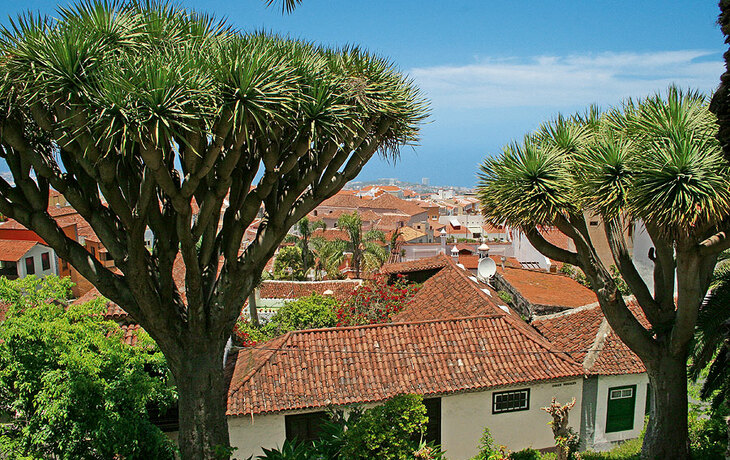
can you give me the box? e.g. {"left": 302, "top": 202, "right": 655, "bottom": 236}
{"left": 441, "top": 379, "right": 584, "bottom": 460}
{"left": 511, "top": 230, "right": 552, "bottom": 270}
{"left": 592, "top": 373, "right": 648, "bottom": 449}
{"left": 17, "top": 245, "right": 58, "bottom": 278}
{"left": 229, "top": 412, "right": 287, "bottom": 459}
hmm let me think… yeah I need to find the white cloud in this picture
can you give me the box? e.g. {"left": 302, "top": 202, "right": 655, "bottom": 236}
{"left": 409, "top": 50, "right": 724, "bottom": 110}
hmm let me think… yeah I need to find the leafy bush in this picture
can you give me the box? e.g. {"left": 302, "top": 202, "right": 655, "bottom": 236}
{"left": 341, "top": 394, "right": 429, "bottom": 459}
{"left": 337, "top": 274, "right": 420, "bottom": 326}
{"left": 0, "top": 276, "right": 177, "bottom": 459}
{"left": 497, "top": 290, "right": 513, "bottom": 304}
{"left": 234, "top": 294, "right": 339, "bottom": 347}
{"left": 471, "top": 426, "right": 511, "bottom": 460}
{"left": 267, "top": 293, "right": 338, "bottom": 332}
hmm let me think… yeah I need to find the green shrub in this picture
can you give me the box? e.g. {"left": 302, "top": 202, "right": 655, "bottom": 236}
{"left": 341, "top": 394, "right": 428, "bottom": 459}
{"left": 510, "top": 448, "right": 543, "bottom": 460}
{"left": 497, "top": 290, "right": 513, "bottom": 304}
{"left": 0, "top": 276, "right": 177, "bottom": 459}
{"left": 234, "top": 293, "right": 339, "bottom": 347}
{"left": 268, "top": 293, "right": 338, "bottom": 332}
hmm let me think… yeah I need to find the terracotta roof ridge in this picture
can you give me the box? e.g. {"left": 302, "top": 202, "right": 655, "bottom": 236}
{"left": 290, "top": 314, "right": 508, "bottom": 336}
{"left": 410, "top": 257, "right": 580, "bottom": 369}
{"left": 228, "top": 332, "right": 293, "bottom": 400}
{"left": 582, "top": 317, "right": 612, "bottom": 372}
{"left": 532, "top": 302, "right": 601, "bottom": 322}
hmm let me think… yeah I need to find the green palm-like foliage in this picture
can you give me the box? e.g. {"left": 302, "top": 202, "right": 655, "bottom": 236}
{"left": 478, "top": 140, "right": 578, "bottom": 227}
{"left": 479, "top": 86, "right": 730, "bottom": 240}
{"left": 311, "top": 237, "right": 348, "bottom": 280}
{"left": 336, "top": 212, "right": 387, "bottom": 278}
{"left": 690, "top": 251, "right": 730, "bottom": 408}
{"left": 294, "top": 217, "right": 326, "bottom": 275}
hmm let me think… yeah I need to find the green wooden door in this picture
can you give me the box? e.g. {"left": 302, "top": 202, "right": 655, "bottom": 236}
{"left": 606, "top": 385, "right": 636, "bottom": 433}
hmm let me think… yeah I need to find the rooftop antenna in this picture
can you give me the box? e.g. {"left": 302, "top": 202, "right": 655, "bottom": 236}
{"left": 477, "top": 257, "right": 497, "bottom": 286}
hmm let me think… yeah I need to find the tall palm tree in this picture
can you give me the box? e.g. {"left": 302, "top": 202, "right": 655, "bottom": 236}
{"left": 478, "top": 87, "right": 730, "bottom": 459}
{"left": 296, "top": 217, "right": 326, "bottom": 276}
{"left": 337, "top": 212, "right": 387, "bottom": 278}
{"left": 0, "top": 2, "right": 428, "bottom": 458}
{"left": 311, "top": 237, "right": 348, "bottom": 280}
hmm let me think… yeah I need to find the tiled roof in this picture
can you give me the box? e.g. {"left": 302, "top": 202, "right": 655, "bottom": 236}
{"left": 120, "top": 324, "right": 142, "bottom": 346}
{"left": 374, "top": 214, "right": 410, "bottom": 231}
{"left": 497, "top": 266, "right": 598, "bottom": 308}
{"left": 532, "top": 300, "right": 647, "bottom": 375}
{"left": 319, "top": 194, "right": 371, "bottom": 209}
{"left": 457, "top": 254, "right": 480, "bottom": 269}
{"left": 225, "top": 316, "right": 584, "bottom": 416}
{"left": 393, "top": 259, "right": 504, "bottom": 322}
{"left": 367, "top": 193, "right": 425, "bottom": 216}
{"left": 0, "top": 239, "right": 40, "bottom": 261}
{"left": 312, "top": 228, "right": 350, "bottom": 242}
{"left": 258, "top": 280, "right": 362, "bottom": 302}
{"left": 379, "top": 254, "right": 449, "bottom": 275}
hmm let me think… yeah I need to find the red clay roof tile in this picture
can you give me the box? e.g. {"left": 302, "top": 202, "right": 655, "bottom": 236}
{"left": 532, "top": 300, "right": 647, "bottom": 375}
{"left": 0, "top": 239, "right": 41, "bottom": 261}
{"left": 497, "top": 266, "right": 598, "bottom": 308}
{"left": 225, "top": 316, "right": 584, "bottom": 416}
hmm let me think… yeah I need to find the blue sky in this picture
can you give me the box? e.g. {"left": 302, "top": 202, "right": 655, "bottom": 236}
{"left": 0, "top": 1, "right": 725, "bottom": 187}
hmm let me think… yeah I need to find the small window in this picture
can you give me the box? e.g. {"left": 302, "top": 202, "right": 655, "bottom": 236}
{"left": 41, "top": 252, "right": 51, "bottom": 271}
{"left": 590, "top": 220, "right": 599, "bottom": 227}
{"left": 492, "top": 389, "right": 530, "bottom": 414}
{"left": 90, "top": 247, "right": 96, "bottom": 257}
{"left": 25, "top": 256, "right": 35, "bottom": 275}
{"left": 285, "top": 412, "right": 328, "bottom": 443}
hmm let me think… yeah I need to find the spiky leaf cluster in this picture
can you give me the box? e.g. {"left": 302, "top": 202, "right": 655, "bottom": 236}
{"left": 478, "top": 86, "right": 730, "bottom": 240}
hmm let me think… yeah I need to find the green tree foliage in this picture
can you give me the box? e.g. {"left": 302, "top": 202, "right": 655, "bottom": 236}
{"left": 690, "top": 250, "right": 730, "bottom": 410}
{"left": 267, "top": 293, "right": 338, "bottom": 332}
{"left": 336, "top": 212, "right": 387, "bottom": 278}
{"left": 477, "top": 87, "right": 730, "bottom": 459}
{"left": 340, "top": 394, "right": 428, "bottom": 460}
{"left": 0, "top": 276, "right": 176, "bottom": 459}
{"left": 295, "top": 218, "right": 327, "bottom": 275}
{"left": 233, "top": 293, "right": 339, "bottom": 346}
{"left": 311, "top": 237, "right": 348, "bottom": 280}
{"left": 273, "top": 246, "right": 307, "bottom": 280}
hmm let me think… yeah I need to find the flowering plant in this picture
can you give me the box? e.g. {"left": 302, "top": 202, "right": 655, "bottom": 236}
{"left": 336, "top": 274, "right": 420, "bottom": 326}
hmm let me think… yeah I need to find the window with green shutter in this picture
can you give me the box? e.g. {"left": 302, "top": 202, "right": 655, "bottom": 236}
{"left": 606, "top": 385, "right": 636, "bottom": 433}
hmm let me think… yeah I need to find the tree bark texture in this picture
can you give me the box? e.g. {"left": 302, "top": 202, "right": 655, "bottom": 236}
{"left": 174, "top": 342, "right": 231, "bottom": 460}
{"left": 642, "top": 349, "right": 690, "bottom": 460}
